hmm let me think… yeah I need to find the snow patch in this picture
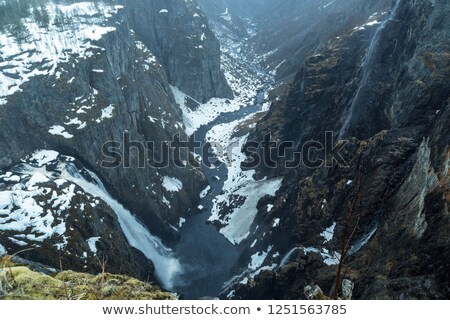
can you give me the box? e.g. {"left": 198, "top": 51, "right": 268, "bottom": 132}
{"left": 96, "top": 105, "right": 115, "bottom": 123}
{"left": 208, "top": 132, "right": 283, "bottom": 245}
{"left": 162, "top": 196, "right": 171, "bottom": 208}
{"left": 162, "top": 176, "right": 183, "bottom": 193}
{"left": 0, "top": 244, "right": 6, "bottom": 256}
{"left": 0, "top": 2, "right": 120, "bottom": 105}
{"left": 27, "top": 173, "right": 50, "bottom": 190}
{"left": 272, "top": 218, "right": 280, "bottom": 228}
{"left": 248, "top": 246, "right": 273, "bottom": 271}
{"left": 227, "top": 290, "right": 235, "bottom": 299}
{"left": 65, "top": 117, "right": 87, "bottom": 130}
{"left": 49, "top": 125, "right": 73, "bottom": 139}
{"left": 29, "top": 150, "right": 59, "bottom": 167}
{"left": 220, "top": 8, "right": 232, "bottom": 22}
{"left": 354, "top": 18, "right": 382, "bottom": 31}
{"left": 320, "top": 222, "right": 336, "bottom": 243}
{"left": 200, "top": 185, "right": 211, "bottom": 199}
{"left": 87, "top": 237, "right": 100, "bottom": 254}
{"left": 0, "top": 179, "right": 69, "bottom": 244}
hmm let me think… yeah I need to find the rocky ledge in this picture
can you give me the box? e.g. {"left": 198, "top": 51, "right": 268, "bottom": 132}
{"left": 0, "top": 255, "right": 173, "bottom": 300}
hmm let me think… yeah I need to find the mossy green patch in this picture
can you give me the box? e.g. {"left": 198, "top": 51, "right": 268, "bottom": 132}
{"left": 0, "top": 256, "right": 174, "bottom": 300}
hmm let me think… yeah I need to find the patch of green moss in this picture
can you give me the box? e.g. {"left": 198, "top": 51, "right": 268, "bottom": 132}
{"left": 0, "top": 256, "right": 174, "bottom": 300}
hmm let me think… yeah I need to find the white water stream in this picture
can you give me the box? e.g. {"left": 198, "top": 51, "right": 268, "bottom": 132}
{"left": 19, "top": 162, "right": 182, "bottom": 290}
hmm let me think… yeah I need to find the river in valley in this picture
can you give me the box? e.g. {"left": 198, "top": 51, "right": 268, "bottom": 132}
{"left": 172, "top": 89, "right": 269, "bottom": 298}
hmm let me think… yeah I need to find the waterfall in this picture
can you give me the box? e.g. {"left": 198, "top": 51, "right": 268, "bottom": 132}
{"left": 19, "top": 162, "right": 182, "bottom": 290}
{"left": 339, "top": 0, "right": 401, "bottom": 139}
{"left": 347, "top": 226, "right": 378, "bottom": 256}
{"left": 279, "top": 247, "right": 303, "bottom": 268}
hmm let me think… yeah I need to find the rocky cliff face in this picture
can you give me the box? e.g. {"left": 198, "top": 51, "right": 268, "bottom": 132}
{"left": 225, "top": 0, "right": 449, "bottom": 299}
{"left": 1, "top": 0, "right": 448, "bottom": 300}
{"left": 251, "top": 0, "right": 394, "bottom": 79}
{"left": 0, "top": 0, "right": 230, "bottom": 285}
{"left": 124, "top": 0, "right": 232, "bottom": 103}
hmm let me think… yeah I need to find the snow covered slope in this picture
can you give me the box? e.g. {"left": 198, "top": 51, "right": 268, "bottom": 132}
{"left": 0, "top": 0, "right": 234, "bottom": 289}
{"left": 0, "top": 0, "right": 217, "bottom": 247}
{"left": 0, "top": 1, "right": 123, "bottom": 105}
{"left": 0, "top": 150, "right": 160, "bottom": 282}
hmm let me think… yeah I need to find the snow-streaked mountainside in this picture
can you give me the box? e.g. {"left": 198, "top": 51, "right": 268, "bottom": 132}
{"left": 1, "top": 0, "right": 449, "bottom": 300}
{"left": 0, "top": 0, "right": 230, "bottom": 291}
{"left": 0, "top": 0, "right": 231, "bottom": 248}
{"left": 0, "top": 150, "right": 181, "bottom": 288}
{"left": 0, "top": 0, "right": 268, "bottom": 295}
{"left": 0, "top": 2, "right": 122, "bottom": 105}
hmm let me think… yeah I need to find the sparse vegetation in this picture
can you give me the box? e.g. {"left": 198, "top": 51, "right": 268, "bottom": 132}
{"left": 52, "top": 7, "right": 73, "bottom": 29}
{"left": 0, "top": 256, "right": 174, "bottom": 300}
{"left": 0, "top": 0, "right": 91, "bottom": 32}
{"left": 0, "top": 0, "right": 48, "bottom": 30}
{"left": 33, "top": 5, "right": 50, "bottom": 28}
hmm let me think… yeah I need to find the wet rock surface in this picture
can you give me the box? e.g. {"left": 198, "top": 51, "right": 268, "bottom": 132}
{"left": 227, "top": 0, "right": 449, "bottom": 299}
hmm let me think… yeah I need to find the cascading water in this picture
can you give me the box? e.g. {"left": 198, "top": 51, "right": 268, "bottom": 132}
{"left": 18, "top": 162, "right": 182, "bottom": 290}
{"left": 279, "top": 247, "right": 303, "bottom": 268}
{"left": 339, "top": 0, "right": 401, "bottom": 139}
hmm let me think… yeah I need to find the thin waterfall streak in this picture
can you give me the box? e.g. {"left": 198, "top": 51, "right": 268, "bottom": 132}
{"left": 339, "top": 0, "right": 401, "bottom": 139}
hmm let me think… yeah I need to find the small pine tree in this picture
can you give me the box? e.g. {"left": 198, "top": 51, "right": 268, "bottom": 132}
{"left": 39, "top": 7, "right": 50, "bottom": 28}
{"left": 33, "top": 6, "right": 43, "bottom": 24}
{"left": 53, "top": 8, "right": 66, "bottom": 28}
{"left": 10, "top": 23, "right": 29, "bottom": 43}
{"left": 33, "top": 4, "right": 50, "bottom": 28}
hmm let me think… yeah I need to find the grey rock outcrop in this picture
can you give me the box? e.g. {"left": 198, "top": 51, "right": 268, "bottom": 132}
{"left": 0, "top": 0, "right": 234, "bottom": 245}
{"left": 0, "top": 0, "right": 232, "bottom": 283}
{"left": 229, "top": 0, "right": 449, "bottom": 299}
{"left": 124, "top": 0, "right": 232, "bottom": 103}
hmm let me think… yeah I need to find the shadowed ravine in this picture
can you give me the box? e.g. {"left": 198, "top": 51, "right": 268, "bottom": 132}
{"left": 172, "top": 90, "right": 268, "bottom": 299}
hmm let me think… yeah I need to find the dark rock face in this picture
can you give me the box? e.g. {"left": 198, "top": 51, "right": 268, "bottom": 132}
{"left": 195, "top": 0, "right": 257, "bottom": 38}
{"left": 253, "top": 0, "right": 394, "bottom": 79}
{"left": 125, "top": 0, "right": 232, "bottom": 103}
{"left": 0, "top": 0, "right": 231, "bottom": 283}
{"left": 0, "top": 0, "right": 231, "bottom": 244}
{"left": 233, "top": 0, "right": 449, "bottom": 299}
